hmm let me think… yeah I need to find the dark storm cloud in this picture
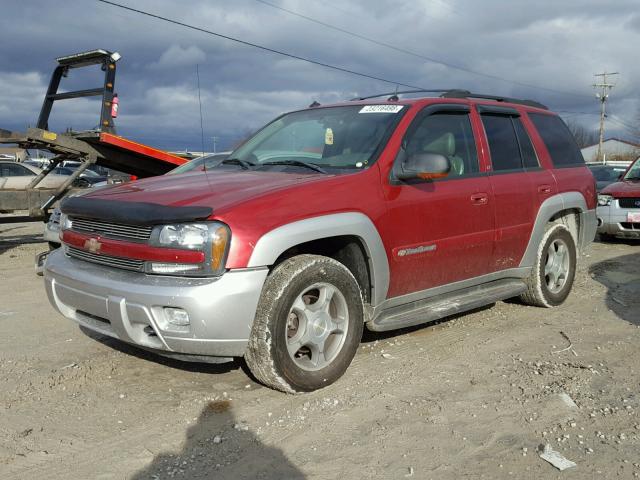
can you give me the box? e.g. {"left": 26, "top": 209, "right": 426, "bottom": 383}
{"left": 0, "top": 0, "right": 638, "bottom": 151}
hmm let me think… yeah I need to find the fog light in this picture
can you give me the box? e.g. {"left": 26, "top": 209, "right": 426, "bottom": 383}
{"left": 148, "top": 262, "right": 202, "bottom": 275}
{"left": 164, "top": 307, "right": 190, "bottom": 326}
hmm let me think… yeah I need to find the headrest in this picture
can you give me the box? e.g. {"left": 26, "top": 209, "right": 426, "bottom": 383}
{"left": 423, "top": 132, "right": 455, "bottom": 157}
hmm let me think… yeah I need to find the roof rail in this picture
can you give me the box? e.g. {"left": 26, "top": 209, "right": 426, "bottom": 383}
{"left": 440, "top": 89, "right": 548, "bottom": 110}
{"left": 351, "top": 89, "right": 455, "bottom": 101}
{"left": 351, "top": 89, "right": 548, "bottom": 110}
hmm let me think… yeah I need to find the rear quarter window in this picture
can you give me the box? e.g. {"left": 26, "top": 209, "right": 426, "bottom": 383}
{"left": 528, "top": 113, "right": 585, "bottom": 167}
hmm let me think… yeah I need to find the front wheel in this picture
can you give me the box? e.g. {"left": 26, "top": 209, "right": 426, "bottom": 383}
{"left": 245, "top": 254, "right": 364, "bottom": 393}
{"left": 520, "top": 224, "right": 577, "bottom": 307}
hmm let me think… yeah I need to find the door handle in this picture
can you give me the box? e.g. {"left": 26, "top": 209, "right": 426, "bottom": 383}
{"left": 470, "top": 193, "right": 489, "bottom": 205}
{"left": 538, "top": 185, "right": 552, "bottom": 194}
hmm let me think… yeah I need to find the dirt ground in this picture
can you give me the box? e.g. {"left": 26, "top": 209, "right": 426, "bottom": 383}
{"left": 0, "top": 220, "right": 639, "bottom": 480}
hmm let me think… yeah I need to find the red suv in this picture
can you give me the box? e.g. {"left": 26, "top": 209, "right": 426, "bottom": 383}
{"left": 44, "top": 90, "right": 597, "bottom": 392}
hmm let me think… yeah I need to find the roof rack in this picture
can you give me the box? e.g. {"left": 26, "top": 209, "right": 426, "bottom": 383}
{"left": 351, "top": 89, "right": 548, "bottom": 110}
{"left": 351, "top": 89, "right": 453, "bottom": 101}
{"left": 440, "top": 89, "right": 548, "bottom": 110}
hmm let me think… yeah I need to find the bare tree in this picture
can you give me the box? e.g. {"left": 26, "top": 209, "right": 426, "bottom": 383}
{"left": 565, "top": 120, "right": 599, "bottom": 149}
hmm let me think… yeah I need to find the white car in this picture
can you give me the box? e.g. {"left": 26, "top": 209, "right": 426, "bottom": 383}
{"left": 0, "top": 161, "right": 68, "bottom": 189}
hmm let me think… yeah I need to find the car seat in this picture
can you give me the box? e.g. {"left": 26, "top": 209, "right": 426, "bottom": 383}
{"left": 422, "top": 132, "right": 465, "bottom": 176}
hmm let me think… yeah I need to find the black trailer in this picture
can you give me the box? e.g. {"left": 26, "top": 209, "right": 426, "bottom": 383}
{"left": 0, "top": 50, "right": 186, "bottom": 220}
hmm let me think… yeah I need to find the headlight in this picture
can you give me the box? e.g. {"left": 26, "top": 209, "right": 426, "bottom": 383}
{"left": 59, "top": 213, "right": 73, "bottom": 230}
{"left": 148, "top": 222, "right": 230, "bottom": 277}
{"left": 597, "top": 194, "right": 613, "bottom": 206}
{"left": 158, "top": 224, "right": 209, "bottom": 249}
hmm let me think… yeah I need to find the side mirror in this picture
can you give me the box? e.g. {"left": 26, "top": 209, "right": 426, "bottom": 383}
{"left": 396, "top": 152, "right": 451, "bottom": 181}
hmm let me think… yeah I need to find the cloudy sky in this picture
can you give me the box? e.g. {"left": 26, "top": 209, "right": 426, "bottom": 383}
{"left": 1, "top": 0, "right": 639, "bottom": 152}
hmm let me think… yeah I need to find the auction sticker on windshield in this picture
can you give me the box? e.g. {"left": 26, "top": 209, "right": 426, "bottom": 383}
{"left": 359, "top": 105, "right": 404, "bottom": 113}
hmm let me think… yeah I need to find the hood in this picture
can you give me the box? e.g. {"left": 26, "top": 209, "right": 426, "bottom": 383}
{"left": 82, "top": 170, "right": 328, "bottom": 213}
{"left": 600, "top": 179, "right": 640, "bottom": 197}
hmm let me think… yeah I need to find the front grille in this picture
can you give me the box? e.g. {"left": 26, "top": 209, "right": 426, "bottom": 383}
{"left": 67, "top": 246, "right": 145, "bottom": 272}
{"left": 620, "top": 222, "right": 640, "bottom": 230}
{"left": 70, "top": 217, "right": 153, "bottom": 242}
{"left": 618, "top": 198, "right": 640, "bottom": 209}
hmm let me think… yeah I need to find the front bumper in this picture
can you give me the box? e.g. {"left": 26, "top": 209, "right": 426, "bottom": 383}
{"left": 44, "top": 249, "right": 268, "bottom": 357}
{"left": 596, "top": 201, "right": 640, "bottom": 239}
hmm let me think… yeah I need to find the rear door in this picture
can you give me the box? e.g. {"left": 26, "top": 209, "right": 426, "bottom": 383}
{"left": 382, "top": 104, "right": 495, "bottom": 297}
{"left": 527, "top": 112, "right": 595, "bottom": 212}
{"left": 477, "top": 106, "right": 556, "bottom": 271}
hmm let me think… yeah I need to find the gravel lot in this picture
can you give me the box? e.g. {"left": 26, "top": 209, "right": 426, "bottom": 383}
{"left": 1, "top": 220, "right": 639, "bottom": 479}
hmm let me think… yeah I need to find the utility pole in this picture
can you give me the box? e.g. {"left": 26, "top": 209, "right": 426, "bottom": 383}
{"left": 593, "top": 72, "right": 619, "bottom": 163}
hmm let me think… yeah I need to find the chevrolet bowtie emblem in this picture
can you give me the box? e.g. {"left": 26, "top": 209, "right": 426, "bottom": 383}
{"left": 84, "top": 238, "right": 102, "bottom": 254}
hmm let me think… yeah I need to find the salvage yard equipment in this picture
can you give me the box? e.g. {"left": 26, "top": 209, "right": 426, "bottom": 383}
{"left": 0, "top": 49, "right": 186, "bottom": 220}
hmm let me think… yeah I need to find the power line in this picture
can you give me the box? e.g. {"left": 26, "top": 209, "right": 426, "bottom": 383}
{"left": 607, "top": 116, "right": 636, "bottom": 136}
{"left": 608, "top": 114, "right": 636, "bottom": 131}
{"left": 96, "top": 0, "right": 426, "bottom": 90}
{"left": 252, "top": 0, "right": 591, "bottom": 99}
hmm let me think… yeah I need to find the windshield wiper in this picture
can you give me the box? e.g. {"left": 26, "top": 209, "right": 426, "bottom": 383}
{"left": 219, "top": 158, "right": 255, "bottom": 170}
{"left": 260, "top": 160, "right": 328, "bottom": 174}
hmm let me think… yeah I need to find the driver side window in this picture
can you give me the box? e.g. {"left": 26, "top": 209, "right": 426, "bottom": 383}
{"left": 404, "top": 111, "right": 479, "bottom": 177}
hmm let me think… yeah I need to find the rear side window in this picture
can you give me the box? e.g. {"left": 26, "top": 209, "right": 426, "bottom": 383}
{"left": 1, "top": 163, "right": 35, "bottom": 177}
{"left": 481, "top": 114, "right": 522, "bottom": 171}
{"left": 528, "top": 113, "right": 584, "bottom": 167}
{"left": 512, "top": 118, "right": 539, "bottom": 168}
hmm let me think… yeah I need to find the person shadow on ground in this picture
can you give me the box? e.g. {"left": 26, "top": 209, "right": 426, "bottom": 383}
{"left": 130, "top": 399, "right": 305, "bottom": 480}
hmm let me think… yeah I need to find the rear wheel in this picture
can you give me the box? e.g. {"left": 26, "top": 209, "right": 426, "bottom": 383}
{"left": 245, "top": 254, "right": 364, "bottom": 393}
{"left": 520, "top": 224, "right": 577, "bottom": 307}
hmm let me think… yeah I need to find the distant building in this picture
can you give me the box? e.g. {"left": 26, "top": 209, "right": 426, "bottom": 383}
{"left": 581, "top": 138, "right": 640, "bottom": 165}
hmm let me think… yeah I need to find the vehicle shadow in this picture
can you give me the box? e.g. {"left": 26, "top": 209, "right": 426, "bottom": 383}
{"left": 595, "top": 234, "right": 640, "bottom": 246}
{"left": 0, "top": 226, "right": 45, "bottom": 255}
{"left": 130, "top": 402, "right": 305, "bottom": 479}
{"left": 589, "top": 252, "right": 640, "bottom": 325}
{"left": 80, "top": 326, "right": 242, "bottom": 375}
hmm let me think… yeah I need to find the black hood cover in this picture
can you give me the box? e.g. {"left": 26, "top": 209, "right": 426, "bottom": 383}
{"left": 60, "top": 197, "right": 213, "bottom": 225}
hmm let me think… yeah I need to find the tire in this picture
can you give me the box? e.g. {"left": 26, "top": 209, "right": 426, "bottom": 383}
{"left": 520, "top": 224, "right": 577, "bottom": 308}
{"left": 245, "top": 254, "right": 364, "bottom": 393}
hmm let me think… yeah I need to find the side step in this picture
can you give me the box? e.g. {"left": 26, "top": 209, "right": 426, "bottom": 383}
{"left": 368, "top": 279, "right": 527, "bottom": 332}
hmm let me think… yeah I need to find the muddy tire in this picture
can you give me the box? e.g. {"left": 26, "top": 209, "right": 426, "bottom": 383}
{"left": 520, "top": 224, "right": 577, "bottom": 307}
{"left": 245, "top": 254, "right": 364, "bottom": 393}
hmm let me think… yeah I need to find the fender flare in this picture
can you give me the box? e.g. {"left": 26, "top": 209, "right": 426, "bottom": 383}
{"left": 519, "top": 191, "right": 595, "bottom": 268}
{"left": 247, "top": 212, "right": 390, "bottom": 306}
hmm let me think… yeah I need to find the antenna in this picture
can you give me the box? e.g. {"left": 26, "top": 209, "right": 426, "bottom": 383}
{"left": 196, "top": 64, "right": 206, "bottom": 161}
{"left": 388, "top": 85, "right": 400, "bottom": 102}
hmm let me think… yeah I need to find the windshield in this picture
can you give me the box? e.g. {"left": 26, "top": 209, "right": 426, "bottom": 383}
{"left": 623, "top": 158, "right": 640, "bottom": 180}
{"left": 590, "top": 167, "right": 625, "bottom": 182}
{"left": 229, "top": 105, "right": 405, "bottom": 171}
{"left": 168, "top": 153, "right": 229, "bottom": 175}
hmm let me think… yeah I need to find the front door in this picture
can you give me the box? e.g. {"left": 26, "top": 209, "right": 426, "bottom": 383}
{"left": 382, "top": 105, "right": 495, "bottom": 298}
